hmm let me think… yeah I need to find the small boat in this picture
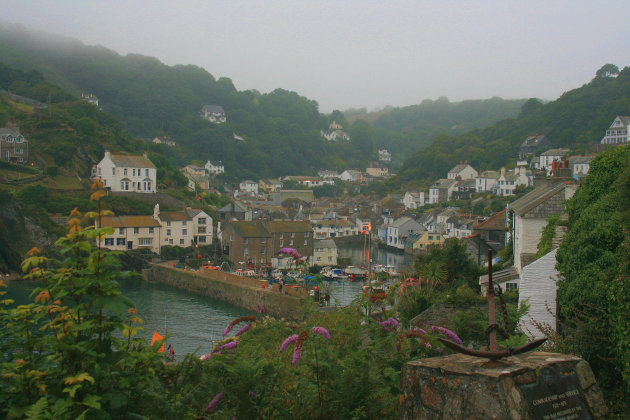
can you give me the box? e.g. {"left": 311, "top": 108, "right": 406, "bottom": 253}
{"left": 344, "top": 266, "right": 367, "bottom": 281}
{"left": 321, "top": 267, "right": 349, "bottom": 281}
{"left": 372, "top": 264, "right": 399, "bottom": 278}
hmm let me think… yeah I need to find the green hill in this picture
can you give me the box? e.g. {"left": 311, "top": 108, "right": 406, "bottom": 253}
{"left": 0, "top": 24, "right": 530, "bottom": 178}
{"left": 393, "top": 64, "right": 630, "bottom": 184}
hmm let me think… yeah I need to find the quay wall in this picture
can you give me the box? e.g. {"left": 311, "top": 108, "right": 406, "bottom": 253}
{"left": 143, "top": 263, "right": 306, "bottom": 319}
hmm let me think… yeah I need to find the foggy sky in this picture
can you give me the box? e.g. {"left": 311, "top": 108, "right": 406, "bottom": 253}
{"left": 3, "top": 1, "right": 629, "bottom": 113}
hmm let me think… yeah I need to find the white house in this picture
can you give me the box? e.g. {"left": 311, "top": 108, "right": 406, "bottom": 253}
{"left": 475, "top": 170, "right": 500, "bottom": 193}
{"left": 311, "top": 219, "right": 358, "bottom": 239}
{"left": 509, "top": 181, "right": 576, "bottom": 274}
{"left": 152, "top": 136, "right": 176, "bottom": 147}
{"left": 313, "top": 239, "right": 338, "bottom": 266}
{"left": 537, "top": 149, "right": 570, "bottom": 173}
{"left": 153, "top": 205, "right": 212, "bottom": 247}
{"left": 403, "top": 191, "right": 425, "bottom": 209}
{"left": 568, "top": 155, "right": 595, "bottom": 177}
{"left": 428, "top": 178, "right": 457, "bottom": 204}
{"left": 518, "top": 249, "right": 560, "bottom": 340}
{"left": 201, "top": 105, "right": 226, "bottom": 124}
{"left": 496, "top": 167, "right": 530, "bottom": 196}
{"left": 205, "top": 160, "right": 225, "bottom": 176}
{"left": 318, "top": 170, "right": 341, "bottom": 180}
{"left": 340, "top": 169, "right": 363, "bottom": 183}
{"left": 386, "top": 217, "right": 424, "bottom": 250}
{"left": 81, "top": 93, "right": 99, "bottom": 107}
{"left": 447, "top": 163, "right": 478, "bottom": 180}
{"left": 97, "top": 215, "right": 162, "bottom": 254}
{"left": 92, "top": 151, "right": 157, "bottom": 193}
{"left": 378, "top": 149, "right": 392, "bottom": 162}
{"left": 600, "top": 115, "right": 630, "bottom": 145}
{"left": 239, "top": 180, "right": 259, "bottom": 195}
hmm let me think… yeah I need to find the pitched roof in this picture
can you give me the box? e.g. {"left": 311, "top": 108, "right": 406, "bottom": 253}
{"left": 229, "top": 221, "right": 270, "bottom": 238}
{"left": 218, "top": 201, "right": 248, "bottom": 213}
{"left": 431, "top": 178, "right": 457, "bottom": 189}
{"left": 509, "top": 182, "right": 571, "bottom": 216}
{"left": 314, "top": 239, "right": 337, "bottom": 248}
{"left": 159, "top": 211, "right": 191, "bottom": 222}
{"left": 448, "top": 164, "right": 470, "bottom": 174}
{"left": 520, "top": 135, "right": 547, "bottom": 148}
{"left": 109, "top": 153, "right": 156, "bottom": 169}
{"left": 266, "top": 220, "right": 313, "bottom": 233}
{"left": 100, "top": 215, "right": 161, "bottom": 228}
{"left": 540, "top": 148, "right": 570, "bottom": 157}
{"left": 474, "top": 209, "right": 507, "bottom": 231}
{"left": 202, "top": 104, "right": 225, "bottom": 114}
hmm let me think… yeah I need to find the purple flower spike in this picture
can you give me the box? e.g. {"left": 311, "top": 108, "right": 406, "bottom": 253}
{"left": 218, "top": 341, "right": 239, "bottom": 351}
{"left": 431, "top": 325, "right": 463, "bottom": 345}
{"left": 413, "top": 328, "right": 427, "bottom": 335}
{"left": 311, "top": 326, "right": 331, "bottom": 339}
{"left": 292, "top": 345, "right": 303, "bottom": 365}
{"left": 379, "top": 317, "right": 399, "bottom": 332}
{"left": 279, "top": 334, "right": 299, "bottom": 353}
{"left": 221, "top": 325, "right": 232, "bottom": 337}
{"left": 235, "top": 324, "right": 251, "bottom": 336}
{"left": 207, "top": 392, "right": 223, "bottom": 413}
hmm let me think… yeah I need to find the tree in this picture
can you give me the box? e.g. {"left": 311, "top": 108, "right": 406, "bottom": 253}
{"left": 556, "top": 145, "right": 630, "bottom": 400}
{"left": 594, "top": 63, "right": 619, "bottom": 80}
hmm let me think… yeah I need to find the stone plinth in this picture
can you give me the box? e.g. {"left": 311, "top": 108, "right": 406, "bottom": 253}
{"left": 401, "top": 352, "right": 607, "bottom": 419}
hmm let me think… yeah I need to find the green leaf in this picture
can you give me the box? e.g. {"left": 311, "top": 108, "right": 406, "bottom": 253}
{"left": 82, "top": 394, "right": 101, "bottom": 410}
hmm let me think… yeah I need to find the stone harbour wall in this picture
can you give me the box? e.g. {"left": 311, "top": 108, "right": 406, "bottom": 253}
{"left": 143, "top": 263, "right": 305, "bottom": 319}
{"left": 401, "top": 352, "right": 608, "bottom": 419}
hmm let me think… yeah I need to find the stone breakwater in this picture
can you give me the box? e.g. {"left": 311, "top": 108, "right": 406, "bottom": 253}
{"left": 143, "top": 263, "right": 305, "bottom": 319}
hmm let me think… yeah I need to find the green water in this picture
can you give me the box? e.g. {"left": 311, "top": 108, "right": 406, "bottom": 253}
{"left": 4, "top": 278, "right": 254, "bottom": 358}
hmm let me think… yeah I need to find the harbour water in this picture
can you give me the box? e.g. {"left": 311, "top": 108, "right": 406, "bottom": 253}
{"left": 4, "top": 242, "right": 413, "bottom": 358}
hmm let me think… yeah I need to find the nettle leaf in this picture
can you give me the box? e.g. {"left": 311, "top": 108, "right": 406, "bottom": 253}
{"left": 64, "top": 372, "right": 95, "bottom": 385}
{"left": 63, "top": 384, "right": 82, "bottom": 398}
{"left": 82, "top": 394, "right": 101, "bottom": 410}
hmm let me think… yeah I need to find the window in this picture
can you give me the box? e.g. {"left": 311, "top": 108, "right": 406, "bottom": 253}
{"left": 104, "top": 238, "right": 114, "bottom": 246}
{"left": 198, "top": 227, "right": 206, "bottom": 234}
{"left": 149, "top": 227, "right": 154, "bottom": 234}
{"left": 145, "top": 169, "right": 149, "bottom": 176}
{"left": 198, "top": 236, "right": 206, "bottom": 243}
{"left": 119, "top": 228, "right": 125, "bottom": 234}
{"left": 116, "top": 238, "right": 126, "bottom": 246}
{"left": 290, "top": 232, "right": 295, "bottom": 238}
{"left": 304, "top": 239, "right": 308, "bottom": 246}
{"left": 198, "top": 217, "right": 206, "bottom": 225}
{"left": 182, "top": 229, "right": 187, "bottom": 235}
{"left": 134, "top": 227, "right": 139, "bottom": 234}
{"left": 289, "top": 240, "right": 294, "bottom": 246}
{"left": 505, "top": 283, "right": 518, "bottom": 291}
{"left": 182, "top": 221, "right": 187, "bottom": 226}
{"left": 244, "top": 238, "right": 248, "bottom": 244}
{"left": 132, "top": 169, "right": 136, "bottom": 176}
{"left": 279, "top": 239, "right": 284, "bottom": 247}
{"left": 167, "top": 221, "right": 171, "bottom": 227}
{"left": 139, "top": 238, "right": 152, "bottom": 246}
{"left": 261, "top": 238, "right": 267, "bottom": 244}
{"left": 112, "top": 168, "right": 115, "bottom": 175}
{"left": 166, "top": 229, "right": 171, "bottom": 236}
{"left": 428, "top": 235, "right": 433, "bottom": 240}
{"left": 169, "top": 239, "right": 173, "bottom": 245}
{"left": 305, "top": 232, "right": 309, "bottom": 238}
{"left": 261, "top": 248, "right": 266, "bottom": 256}
{"left": 179, "top": 239, "right": 184, "bottom": 245}
{"left": 243, "top": 246, "right": 249, "bottom": 257}
{"left": 124, "top": 168, "right": 128, "bottom": 176}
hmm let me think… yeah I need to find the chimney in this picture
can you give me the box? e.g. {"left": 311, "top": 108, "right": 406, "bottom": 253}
{"left": 104, "top": 150, "right": 111, "bottom": 159}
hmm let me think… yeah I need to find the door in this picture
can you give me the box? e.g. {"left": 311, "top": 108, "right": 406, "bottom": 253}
{"left": 127, "top": 241, "right": 133, "bottom": 250}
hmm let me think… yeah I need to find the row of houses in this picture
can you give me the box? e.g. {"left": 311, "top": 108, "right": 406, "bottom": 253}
{"left": 97, "top": 204, "right": 213, "bottom": 254}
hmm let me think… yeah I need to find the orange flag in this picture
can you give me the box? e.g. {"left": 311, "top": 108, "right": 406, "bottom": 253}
{"left": 151, "top": 331, "right": 165, "bottom": 352}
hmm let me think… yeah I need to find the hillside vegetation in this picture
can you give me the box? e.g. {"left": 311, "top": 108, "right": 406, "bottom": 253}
{"left": 0, "top": 24, "right": 527, "bottom": 178}
{"left": 393, "top": 65, "right": 630, "bottom": 185}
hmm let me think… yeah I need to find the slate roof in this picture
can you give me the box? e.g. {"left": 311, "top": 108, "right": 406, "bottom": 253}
{"left": 540, "top": 148, "right": 570, "bottom": 157}
{"left": 100, "top": 216, "right": 161, "bottom": 228}
{"left": 266, "top": 220, "right": 313, "bottom": 233}
{"left": 509, "top": 182, "right": 570, "bottom": 216}
{"left": 159, "top": 212, "right": 191, "bottom": 222}
{"left": 229, "top": 221, "right": 270, "bottom": 238}
{"left": 520, "top": 135, "right": 547, "bottom": 147}
{"left": 202, "top": 105, "right": 225, "bottom": 114}
{"left": 478, "top": 170, "right": 500, "bottom": 179}
{"left": 109, "top": 153, "right": 156, "bottom": 169}
{"left": 473, "top": 209, "right": 507, "bottom": 231}
{"left": 431, "top": 178, "right": 457, "bottom": 189}
{"left": 315, "top": 239, "right": 337, "bottom": 249}
{"left": 448, "top": 164, "right": 469, "bottom": 174}
{"left": 218, "top": 201, "right": 248, "bottom": 213}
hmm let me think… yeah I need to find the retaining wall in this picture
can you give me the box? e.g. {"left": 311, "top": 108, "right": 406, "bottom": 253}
{"left": 143, "top": 263, "right": 306, "bottom": 319}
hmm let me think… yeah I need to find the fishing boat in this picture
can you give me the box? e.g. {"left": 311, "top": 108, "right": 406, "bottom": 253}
{"left": 344, "top": 266, "right": 367, "bottom": 281}
{"left": 320, "top": 267, "right": 349, "bottom": 281}
{"left": 372, "top": 264, "right": 400, "bottom": 278}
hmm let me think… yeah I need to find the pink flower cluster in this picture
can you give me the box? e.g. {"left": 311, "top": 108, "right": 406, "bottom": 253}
{"left": 279, "top": 327, "right": 330, "bottom": 365}
{"left": 431, "top": 325, "right": 463, "bottom": 345}
{"left": 379, "top": 317, "right": 399, "bottom": 332}
{"left": 311, "top": 326, "right": 331, "bottom": 339}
